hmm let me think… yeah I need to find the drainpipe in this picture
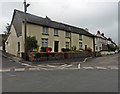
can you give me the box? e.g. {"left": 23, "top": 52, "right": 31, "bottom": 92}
{"left": 70, "top": 31, "right": 72, "bottom": 49}
{"left": 93, "top": 36, "right": 96, "bottom": 57}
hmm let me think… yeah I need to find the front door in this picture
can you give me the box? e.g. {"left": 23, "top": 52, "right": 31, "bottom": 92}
{"left": 85, "top": 45, "right": 87, "bottom": 51}
{"left": 54, "top": 41, "right": 59, "bottom": 52}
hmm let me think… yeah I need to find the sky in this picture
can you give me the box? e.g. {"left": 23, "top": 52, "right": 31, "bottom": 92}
{"left": 0, "top": 0, "right": 119, "bottom": 44}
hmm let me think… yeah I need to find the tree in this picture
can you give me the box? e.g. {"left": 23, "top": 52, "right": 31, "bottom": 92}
{"left": 4, "top": 23, "right": 10, "bottom": 35}
{"left": 26, "top": 36, "right": 38, "bottom": 52}
{"left": 107, "top": 44, "right": 116, "bottom": 51}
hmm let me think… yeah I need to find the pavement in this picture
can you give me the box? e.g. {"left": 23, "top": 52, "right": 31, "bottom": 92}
{"left": 0, "top": 51, "right": 119, "bottom": 72}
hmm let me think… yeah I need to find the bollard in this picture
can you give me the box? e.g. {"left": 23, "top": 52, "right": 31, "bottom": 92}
{"left": 78, "top": 63, "right": 81, "bottom": 69}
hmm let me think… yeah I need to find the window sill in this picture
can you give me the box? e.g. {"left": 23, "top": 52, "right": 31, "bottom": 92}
{"left": 42, "top": 33, "right": 49, "bottom": 35}
{"left": 66, "top": 37, "right": 70, "bottom": 39}
{"left": 54, "top": 35, "right": 59, "bottom": 37}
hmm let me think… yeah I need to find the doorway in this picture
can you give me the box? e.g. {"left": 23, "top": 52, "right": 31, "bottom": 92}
{"left": 54, "top": 41, "right": 59, "bottom": 52}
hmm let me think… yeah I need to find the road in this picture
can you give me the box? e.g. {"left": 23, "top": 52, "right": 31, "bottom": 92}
{"left": 1, "top": 50, "right": 119, "bottom": 71}
{"left": 81, "top": 54, "right": 119, "bottom": 67}
{"left": 0, "top": 52, "right": 26, "bottom": 70}
{"left": 2, "top": 69, "right": 118, "bottom": 92}
{"left": 1, "top": 52, "right": 119, "bottom": 92}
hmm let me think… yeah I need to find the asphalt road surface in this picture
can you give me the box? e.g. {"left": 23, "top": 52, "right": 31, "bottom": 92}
{"left": 82, "top": 54, "right": 119, "bottom": 67}
{"left": 2, "top": 69, "right": 118, "bottom": 92}
{"left": 0, "top": 52, "right": 25, "bottom": 69}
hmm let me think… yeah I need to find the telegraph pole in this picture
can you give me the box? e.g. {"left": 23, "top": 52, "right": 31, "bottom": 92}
{"left": 24, "top": 0, "right": 30, "bottom": 60}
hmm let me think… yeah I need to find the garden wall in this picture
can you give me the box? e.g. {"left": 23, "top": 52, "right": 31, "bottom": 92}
{"left": 28, "top": 51, "right": 93, "bottom": 62}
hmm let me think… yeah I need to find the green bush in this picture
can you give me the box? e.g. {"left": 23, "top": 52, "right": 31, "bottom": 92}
{"left": 86, "top": 47, "right": 92, "bottom": 52}
{"left": 71, "top": 46, "right": 77, "bottom": 51}
{"left": 107, "top": 44, "right": 116, "bottom": 51}
{"left": 61, "top": 48, "right": 71, "bottom": 52}
{"left": 41, "top": 47, "right": 52, "bottom": 52}
{"left": 26, "top": 36, "right": 38, "bottom": 52}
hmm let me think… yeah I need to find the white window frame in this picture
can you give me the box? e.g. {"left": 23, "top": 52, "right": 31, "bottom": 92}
{"left": 42, "top": 38, "right": 48, "bottom": 47}
{"left": 79, "top": 34, "right": 82, "bottom": 40}
{"left": 54, "top": 29, "right": 58, "bottom": 36}
{"left": 79, "top": 42, "right": 83, "bottom": 49}
{"left": 43, "top": 27, "right": 48, "bottom": 34}
{"left": 66, "top": 42, "right": 70, "bottom": 49}
{"left": 66, "top": 32, "right": 70, "bottom": 38}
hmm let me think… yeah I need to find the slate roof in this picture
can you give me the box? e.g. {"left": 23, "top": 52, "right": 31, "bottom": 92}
{"left": 11, "top": 9, "right": 94, "bottom": 37}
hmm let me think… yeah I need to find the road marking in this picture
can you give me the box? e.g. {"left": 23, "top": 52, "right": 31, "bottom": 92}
{"left": 58, "top": 64, "right": 70, "bottom": 69}
{"left": 108, "top": 66, "right": 118, "bottom": 70}
{"left": 29, "top": 68, "right": 38, "bottom": 71}
{"left": 15, "top": 68, "right": 25, "bottom": 72}
{"left": 47, "top": 65, "right": 58, "bottom": 68}
{"left": 37, "top": 65, "right": 46, "bottom": 67}
{"left": 40, "top": 68, "right": 52, "bottom": 70}
{"left": 9, "top": 60, "right": 13, "bottom": 62}
{"left": 0, "top": 69, "right": 2, "bottom": 72}
{"left": 96, "top": 67, "right": 107, "bottom": 70}
{"left": 82, "top": 67, "right": 94, "bottom": 69}
{"left": 21, "top": 63, "right": 33, "bottom": 67}
{"left": 1, "top": 69, "right": 11, "bottom": 72}
{"left": 59, "top": 64, "right": 67, "bottom": 67}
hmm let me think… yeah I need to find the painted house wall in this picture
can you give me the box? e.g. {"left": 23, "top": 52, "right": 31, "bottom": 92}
{"left": 21, "top": 23, "right": 93, "bottom": 52}
{"left": 95, "top": 37, "right": 102, "bottom": 52}
{"left": 5, "top": 25, "right": 19, "bottom": 56}
{"left": 22, "top": 23, "right": 70, "bottom": 52}
{"left": 82, "top": 35, "right": 93, "bottom": 51}
{"left": 71, "top": 33, "right": 79, "bottom": 50}
{"left": 6, "top": 23, "right": 94, "bottom": 57}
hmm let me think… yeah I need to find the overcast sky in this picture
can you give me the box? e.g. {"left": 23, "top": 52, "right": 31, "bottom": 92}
{"left": 0, "top": 0, "right": 119, "bottom": 44}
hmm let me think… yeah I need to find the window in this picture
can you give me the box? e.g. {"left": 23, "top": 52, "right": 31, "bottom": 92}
{"left": 66, "top": 42, "right": 70, "bottom": 49}
{"left": 42, "top": 38, "right": 48, "bottom": 47}
{"left": 96, "top": 46, "right": 98, "bottom": 51}
{"left": 18, "top": 42, "right": 20, "bottom": 52}
{"left": 79, "top": 42, "right": 83, "bottom": 49}
{"left": 42, "top": 27, "right": 48, "bottom": 35}
{"left": 54, "top": 29, "right": 58, "bottom": 36}
{"left": 66, "top": 32, "right": 70, "bottom": 38}
{"left": 79, "top": 34, "right": 82, "bottom": 40}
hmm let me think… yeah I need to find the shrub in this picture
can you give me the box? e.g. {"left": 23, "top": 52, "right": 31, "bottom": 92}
{"left": 41, "top": 47, "right": 52, "bottom": 52}
{"left": 71, "top": 46, "right": 77, "bottom": 51}
{"left": 107, "top": 44, "right": 116, "bottom": 51}
{"left": 61, "top": 48, "right": 71, "bottom": 52}
{"left": 26, "top": 36, "right": 38, "bottom": 52}
{"left": 86, "top": 47, "right": 92, "bottom": 52}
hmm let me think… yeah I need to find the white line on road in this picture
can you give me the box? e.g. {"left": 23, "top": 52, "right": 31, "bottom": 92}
{"left": 47, "top": 65, "right": 58, "bottom": 68}
{"left": 21, "top": 63, "right": 32, "bottom": 66}
{"left": 29, "top": 68, "right": 38, "bottom": 71}
{"left": 0, "top": 69, "right": 11, "bottom": 72}
{"left": 96, "top": 67, "right": 107, "bottom": 70}
{"left": 107, "top": 66, "right": 118, "bottom": 70}
{"left": 83, "top": 67, "right": 94, "bottom": 69}
{"left": 15, "top": 68, "right": 25, "bottom": 72}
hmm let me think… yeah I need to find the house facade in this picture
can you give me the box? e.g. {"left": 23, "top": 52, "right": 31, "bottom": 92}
{"left": 95, "top": 31, "right": 108, "bottom": 52}
{"left": 95, "top": 31, "right": 117, "bottom": 52}
{"left": 5, "top": 9, "right": 94, "bottom": 57}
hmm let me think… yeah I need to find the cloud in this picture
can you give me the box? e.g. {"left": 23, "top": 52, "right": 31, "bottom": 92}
{"left": 0, "top": 0, "right": 118, "bottom": 44}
